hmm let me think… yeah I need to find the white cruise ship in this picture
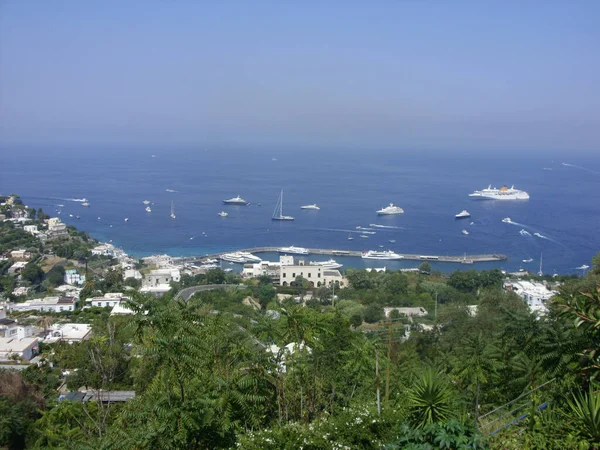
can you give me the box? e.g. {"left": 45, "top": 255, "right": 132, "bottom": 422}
{"left": 301, "top": 204, "right": 320, "bottom": 210}
{"left": 362, "top": 250, "right": 403, "bottom": 260}
{"left": 309, "top": 259, "right": 343, "bottom": 269}
{"left": 469, "top": 185, "right": 529, "bottom": 200}
{"left": 278, "top": 246, "right": 309, "bottom": 255}
{"left": 376, "top": 203, "right": 404, "bottom": 215}
{"left": 223, "top": 195, "right": 249, "bottom": 205}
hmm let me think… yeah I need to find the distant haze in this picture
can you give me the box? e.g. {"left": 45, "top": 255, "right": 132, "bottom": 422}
{"left": 1, "top": 1, "right": 599, "bottom": 153}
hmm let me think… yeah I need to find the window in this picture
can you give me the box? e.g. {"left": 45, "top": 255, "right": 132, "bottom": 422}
{"left": 318, "top": 273, "right": 321, "bottom": 278}
{"left": 308, "top": 273, "right": 311, "bottom": 278}
{"left": 59, "top": 307, "right": 64, "bottom": 311}
{"left": 292, "top": 273, "right": 296, "bottom": 278}
{"left": 282, "top": 273, "right": 286, "bottom": 278}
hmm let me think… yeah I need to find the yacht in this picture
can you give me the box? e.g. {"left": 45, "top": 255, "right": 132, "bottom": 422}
{"left": 223, "top": 195, "right": 248, "bottom": 205}
{"left": 362, "top": 250, "right": 403, "bottom": 260}
{"left": 576, "top": 264, "right": 590, "bottom": 270}
{"left": 272, "top": 190, "right": 294, "bottom": 221}
{"left": 145, "top": 206, "right": 152, "bottom": 213}
{"left": 301, "top": 204, "right": 320, "bottom": 210}
{"left": 462, "top": 229, "right": 469, "bottom": 235}
{"left": 220, "top": 253, "right": 249, "bottom": 263}
{"left": 278, "top": 246, "right": 309, "bottom": 255}
{"left": 237, "top": 252, "right": 262, "bottom": 262}
{"left": 309, "top": 259, "right": 343, "bottom": 269}
{"left": 170, "top": 201, "right": 176, "bottom": 219}
{"left": 124, "top": 218, "right": 129, "bottom": 222}
{"left": 523, "top": 258, "right": 534, "bottom": 263}
{"left": 469, "top": 185, "right": 530, "bottom": 200}
{"left": 81, "top": 202, "right": 90, "bottom": 207}
{"left": 389, "top": 239, "right": 396, "bottom": 243}
{"left": 376, "top": 203, "right": 404, "bottom": 215}
{"left": 455, "top": 210, "right": 470, "bottom": 219}
{"left": 218, "top": 211, "right": 228, "bottom": 217}
{"left": 143, "top": 200, "right": 150, "bottom": 205}
{"left": 502, "top": 217, "right": 513, "bottom": 224}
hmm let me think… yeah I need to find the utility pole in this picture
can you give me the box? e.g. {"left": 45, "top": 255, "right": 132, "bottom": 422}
{"left": 376, "top": 348, "right": 381, "bottom": 415}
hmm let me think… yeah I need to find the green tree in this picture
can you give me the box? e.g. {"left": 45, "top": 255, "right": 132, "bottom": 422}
{"left": 364, "top": 304, "right": 384, "bottom": 323}
{"left": 419, "top": 262, "right": 432, "bottom": 274}
{"left": 21, "top": 262, "right": 44, "bottom": 284}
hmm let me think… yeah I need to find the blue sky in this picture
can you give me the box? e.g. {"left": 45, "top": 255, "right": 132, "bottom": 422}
{"left": 0, "top": 1, "right": 598, "bottom": 152}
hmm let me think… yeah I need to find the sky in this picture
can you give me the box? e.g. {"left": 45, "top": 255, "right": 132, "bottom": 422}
{"left": 1, "top": 1, "right": 599, "bottom": 152}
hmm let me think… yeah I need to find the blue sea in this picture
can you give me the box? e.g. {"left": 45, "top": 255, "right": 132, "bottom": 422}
{"left": 2, "top": 147, "right": 599, "bottom": 274}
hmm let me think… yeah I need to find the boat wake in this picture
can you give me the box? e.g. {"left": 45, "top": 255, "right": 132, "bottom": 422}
{"left": 519, "top": 229, "right": 532, "bottom": 237}
{"left": 166, "top": 189, "right": 178, "bottom": 193}
{"left": 62, "top": 197, "right": 88, "bottom": 203}
{"left": 369, "top": 224, "right": 401, "bottom": 229}
{"left": 562, "top": 162, "right": 600, "bottom": 176}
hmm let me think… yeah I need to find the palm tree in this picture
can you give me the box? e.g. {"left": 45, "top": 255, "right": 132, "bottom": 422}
{"left": 408, "top": 368, "right": 453, "bottom": 428}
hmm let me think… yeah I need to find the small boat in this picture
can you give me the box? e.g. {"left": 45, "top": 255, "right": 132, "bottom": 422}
{"left": 378, "top": 245, "right": 384, "bottom": 248}
{"left": 224, "top": 268, "right": 233, "bottom": 273}
{"left": 389, "top": 239, "right": 396, "bottom": 243}
{"left": 81, "top": 202, "right": 90, "bottom": 207}
{"left": 469, "top": 222, "right": 474, "bottom": 225}
{"left": 69, "top": 214, "right": 73, "bottom": 217}
{"left": 97, "top": 217, "right": 101, "bottom": 220}
{"left": 523, "top": 258, "right": 533, "bottom": 263}
{"left": 455, "top": 210, "right": 470, "bottom": 219}
{"left": 360, "top": 235, "right": 369, "bottom": 238}
{"left": 166, "top": 189, "right": 177, "bottom": 193}
{"left": 143, "top": 200, "right": 150, "bottom": 205}
{"left": 124, "top": 218, "right": 129, "bottom": 222}
{"left": 272, "top": 190, "right": 294, "bottom": 221}
{"left": 75, "top": 216, "right": 80, "bottom": 219}
{"left": 170, "top": 201, "right": 176, "bottom": 219}
{"left": 218, "top": 211, "right": 228, "bottom": 217}
{"left": 301, "top": 204, "right": 320, "bottom": 210}
{"left": 501, "top": 217, "right": 512, "bottom": 223}
{"left": 462, "top": 229, "right": 469, "bottom": 235}
{"left": 576, "top": 264, "right": 590, "bottom": 270}
{"left": 348, "top": 233, "right": 354, "bottom": 241}
{"left": 145, "top": 206, "right": 152, "bottom": 213}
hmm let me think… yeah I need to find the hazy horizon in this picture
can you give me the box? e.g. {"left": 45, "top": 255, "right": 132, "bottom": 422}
{"left": 1, "top": 1, "right": 599, "bottom": 153}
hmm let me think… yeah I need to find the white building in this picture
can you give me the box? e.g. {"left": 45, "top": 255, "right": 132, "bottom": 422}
{"left": 0, "top": 337, "right": 39, "bottom": 361}
{"left": 10, "top": 296, "right": 77, "bottom": 313}
{"left": 87, "top": 292, "right": 128, "bottom": 308}
{"left": 47, "top": 217, "right": 69, "bottom": 239}
{"left": 124, "top": 269, "right": 142, "bottom": 280}
{"left": 64, "top": 269, "right": 86, "bottom": 286}
{"left": 24, "top": 225, "right": 38, "bottom": 234}
{"left": 0, "top": 318, "right": 34, "bottom": 340}
{"left": 10, "top": 250, "right": 31, "bottom": 260}
{"left": 384, "top": 307, "right": 429, "bottom": 318}
{"left": 91, "top": 244, "right": 116, "bottom": 257}
{"left": 12, "top": 286, "right": 30, "bottom": 297}
{"left": 140, "top": 269, "right": 180, "bottom": 296}
{"left": 44, "top": 323, "right": 92, "bottom": 344}
{"left": 279, "top": 260, "right": 346, "bottom": 288}
{"left": 242, "top": 261, "right": 281, "bottom": 279}
{"left": 504, "top": 280, "right": 557, "bottom": 315}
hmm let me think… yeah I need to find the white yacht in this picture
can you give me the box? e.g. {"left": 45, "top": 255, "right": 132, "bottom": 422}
{"left": 237, "top": 252, "right": 262, "bottom": 262}
{"left": 81, "top": 202, "right": 90, "bottom": 207}
{"left": 502, "top": 217, "right": 512, "bottom": 224}
{"left": 522, "top": 258, "right": 534, "bottom": 263}
{"left": 389, "top": 239, "right": 396, "bottom": 243}
{"left": 145, "top": 206, "right": 152, "bottom": 213}
{"left": 576, "top": 264, "right": 590, "bottom": 270}
{"left": 272, "top": 190, "right": 294, "bottom": 221}
{"left": 455, "top": 210, "right": 470, "bottom": 219}
{"left": 462, "top": 229, "right": 469, "bottom": 235}
{"left": 301, "top": 204, "right": 320, "bottom": 210}
{"left": 220, "top": 253, "right": 249, "bottom": 263}
{"left": 143, "top": 200, "right": 150, "bottom": 205}
{"left": 218, "top": 211, "right": 228, "bottom": 217}
{"left": 278, "top": 246, "right": 309, "bottom": 255}
{"left": 223, "top": 195, "right": 248, "bottom": 205}
{"left": 124, "top": 218, "right": 129, "bottom": 222}
{"left": 376, "top": 203, "right": 404, "bottom": 215}
{"left": 362, "top": 250, "right": 403, "bottom": 260}
{"left": 203, "top": 258, "right": 218, "bottom": 264}
{"left": 309, "top": 259, "right": 343, "bottom": 269}
{"left": 469, "top": 185, "right": 529, "bottom": 200}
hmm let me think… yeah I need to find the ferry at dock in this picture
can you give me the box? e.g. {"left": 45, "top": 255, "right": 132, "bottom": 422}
{"left": 362, "top": 250, "right": 404, "bottom": 260}
{"left": 278, "top": 246, "right": 309, "bottom": 255}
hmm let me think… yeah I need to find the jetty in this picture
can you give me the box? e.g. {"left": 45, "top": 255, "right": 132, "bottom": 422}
{"left": 178, "top": 247, "right": 507, "bottom": 265}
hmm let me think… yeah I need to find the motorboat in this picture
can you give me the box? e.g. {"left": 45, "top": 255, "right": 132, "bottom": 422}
{"left": 469, "top": 185, "right": 529, "bottom": 200}
{"left": 170, "top": 201, "right": 176, "bottom": 219}
{"left": 203, "top": 258, "right": 218, "bottom": 264}
{"left": 301, "top": 204, "right": 320, "bottom": 210}
{"left": 81, "top": 202, "right": 90, "bottom": 207}
{"left": 348, "top": 233, "right": 354, "bottom": 241}
{"left": 272, "top": 190, "right": 294, "bottom": 221}
{"left": 523, "top": 258, "right": 534, "bottom": 263}
{"left": 200, "top": 264, "right": 219, "bottom": 269}
{"left": 359, "top": 235, "right": 369, "bottom": 239}
{"left": 389, "top": 239, "right": 396, "bottom": 243}
{"left": 309, "top": 259, "right": 343, "bottom": 269}
{"left": 576, "top": 265, "right": 590, "bottom": 270}
{"left": 362, "top": 250, "right": 403, "bottom": 260}
{"left": 218, "top": 211, "right": 228, "bottom": 217}
{"left": 278, "top": 246, "right": 309, "bottom": 255}
{"left": 124, "top": 218, "right": 129, "bottom": 222}
{"left": 145, "top": 206, "right": 152, "bottom": 213}
{"left": 455, "top": 210, "right": 470, "bottom": 219}
{"left": 376, "top": 203, "right": 404, "bottom": 215}
{"left": 223, "top": 195, "right": 248, "bottom": 205}
{"left": 462, "top": 229, "right": 469, "bottom": 235}
{"left": 143, "top": 200, "right": 150, "bottom": 205}
{"left": 502, "top": 217, "right": 512, "bottom": 224}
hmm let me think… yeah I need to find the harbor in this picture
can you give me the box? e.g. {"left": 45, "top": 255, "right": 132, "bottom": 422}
{"left": 178, "top": 247, "right": 507, "bottom": 265}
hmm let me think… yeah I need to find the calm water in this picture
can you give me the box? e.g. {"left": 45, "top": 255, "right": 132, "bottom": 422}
{"left": 2, "top": 147, "right": 599, "bottom": 274}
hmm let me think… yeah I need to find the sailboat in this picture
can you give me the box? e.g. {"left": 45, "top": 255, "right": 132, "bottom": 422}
{"left": 170, "top": 201, "right": 176, "bottom": 219}
{"left": 348, "top": 233, "right": 354, "bottom": 240}
{"left": 272, "top": 190, "right": 294, "bottom": 221}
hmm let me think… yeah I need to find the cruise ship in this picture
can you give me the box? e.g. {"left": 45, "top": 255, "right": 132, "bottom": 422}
{"left": 300, "top": 204, "right": 320, "bottom": 210}
{"left": 309, "top": 259, "right": 343, "bottom": 269}
{"left": 469, "top": 185, "right": 529, "bottom": 200}
{"left": 376, "top": 203, "right": 404, "bottom": 215}
{"left": 278, "top": 246, "right": 309, "bottom": 255}
{"left": 362, "top": 250, "right": 403, "bottom": 260}
{"left": 223, "top": 195, "right": 249, "bottom": 205}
